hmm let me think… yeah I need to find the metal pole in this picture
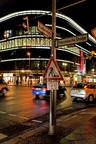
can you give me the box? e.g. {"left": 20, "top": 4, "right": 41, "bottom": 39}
{"left": 49, "top": 0, "right": 56, "bottom": 135}
{"left": 51, "top": 0, "right": 56, "bottom": 58}
{"left": 27, "top": 52, "right": 30, "bottom": 70}
{"left": 29, "top": 54, "right": 30, "bottom": 70}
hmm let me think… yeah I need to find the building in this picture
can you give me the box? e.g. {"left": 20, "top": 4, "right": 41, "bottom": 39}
{"left": 0, "top": 9, "right": 95, "bottom": 86}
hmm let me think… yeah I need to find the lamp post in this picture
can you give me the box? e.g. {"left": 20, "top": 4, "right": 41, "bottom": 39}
{"left": 27, "top": 52, "right": 31, "bottom": 86}
{"left": 27, "top": 52, "right": 30, "bottom": 70}
{"left": 49, "top": 0, "right": 56, "bottom": 136}
{"left": 62, "top": 62, "right": 67, "bottom": 73}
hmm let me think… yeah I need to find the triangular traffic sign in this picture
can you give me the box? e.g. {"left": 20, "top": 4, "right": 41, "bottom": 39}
{"left": 91, "top": 27, "right": 96, "bottom": 39}
{"left": 43, "top": 56, "right": 63, "bottom": 81}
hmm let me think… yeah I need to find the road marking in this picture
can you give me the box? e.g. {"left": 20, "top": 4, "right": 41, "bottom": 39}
{"left": 8, "top": 114, "right": 17, "bottom": 117}
{"left": 18, "top": 116, "right": 29, "bottom": 120}
{"left": 9, "top": 114, "right": 28, "bottom": 120}
{"left": 0, "top": 111, "right": 28, "bottom": 120}
{"left": 0, "top": 111, "right": 6, "bottom": 114}
{"left": 32, "top": 119, "right": 43, "bottom": 123}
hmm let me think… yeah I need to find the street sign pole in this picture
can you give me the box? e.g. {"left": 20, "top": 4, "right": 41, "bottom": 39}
{"left": 49, "top": 0, "right": 56, "bottom": 135}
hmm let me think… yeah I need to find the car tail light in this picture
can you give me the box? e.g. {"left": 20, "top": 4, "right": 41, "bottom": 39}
{"left": 32, "top": 87, "right": 35, "bottom": 90}
{"left": 84, "top": 84, "right": 89, "bottom": 89}
{"left": 42, "top": 88, "right": 47, "bottom": 91}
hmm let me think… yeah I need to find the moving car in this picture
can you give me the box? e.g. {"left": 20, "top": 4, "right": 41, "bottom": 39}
{"left": 0, "top": 79, "right": 9, "bottom": 96}
{"left": 32, "top": 82, "right": 67, "bottom": 100}
{"left": 70, "top": 82, "right": 96, "bottom": 103}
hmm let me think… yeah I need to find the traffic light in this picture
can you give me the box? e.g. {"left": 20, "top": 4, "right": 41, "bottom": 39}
{"left": 90, "top": 50, "right": 95, "bottom": 55}
{"left": 90, "top": 50, "right": 96, "bottom": 58}
{"left": 22, "top": 16, "right": 29, "bottom": 34}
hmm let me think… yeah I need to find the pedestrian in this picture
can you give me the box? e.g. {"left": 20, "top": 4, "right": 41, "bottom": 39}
{"left": 16, "top": 78, "right": 18, "bottom": 86}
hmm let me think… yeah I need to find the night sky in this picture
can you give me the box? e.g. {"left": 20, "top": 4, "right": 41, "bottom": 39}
{"left": 0, "top": 0, "right": 96, "bottom": 40}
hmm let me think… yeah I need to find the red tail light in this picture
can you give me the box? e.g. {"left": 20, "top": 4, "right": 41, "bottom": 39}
{"left": 42, "top": 88, "right": 47, "bottom": 91}
{"left": 84, "top": 84, "right": 89, "bottom": 89}
{"left": 32, "top": 87, "right": 35, "bottom": 90}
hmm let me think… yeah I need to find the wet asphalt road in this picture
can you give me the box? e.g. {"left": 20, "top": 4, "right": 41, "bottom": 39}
{"left": 0, "top": 85, "right": 95, "bottom": 143}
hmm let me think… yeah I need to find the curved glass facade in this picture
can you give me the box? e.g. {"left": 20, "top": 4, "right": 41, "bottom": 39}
{"left": 0, "top": 10, "right": 88, "bottom": 85}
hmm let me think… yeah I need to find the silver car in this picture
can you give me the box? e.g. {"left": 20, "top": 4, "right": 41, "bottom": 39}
{"left": 70, "top": 82, "right": 96, "bottom": 103}
{"left": 0, "top": 79, "right": 9, "bottom": 96}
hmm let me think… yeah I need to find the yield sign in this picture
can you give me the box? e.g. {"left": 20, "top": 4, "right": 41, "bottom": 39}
{"left": 43, "top": 56, "right": 63, "bottom": 81}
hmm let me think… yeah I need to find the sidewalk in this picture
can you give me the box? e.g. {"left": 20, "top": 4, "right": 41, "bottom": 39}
{"left": 2, "top": 107, "right": 96, "bottom": 144}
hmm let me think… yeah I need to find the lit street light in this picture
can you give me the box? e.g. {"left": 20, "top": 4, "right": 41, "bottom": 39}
{"left": 62, "top": 62, "right": 67, "bottom": 72}
{"left": 27, "top": 52, "right": 31, "bottom": 86}
{"left": 27, "top": 52, "right": 30, "bottom": 70}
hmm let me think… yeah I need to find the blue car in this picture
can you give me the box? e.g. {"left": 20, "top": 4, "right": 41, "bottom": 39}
{"left": 32, "top": 83, "right": 47, "bottom": 96}
{"left": 32, "top": 82, "right": 67, "bottom": 100}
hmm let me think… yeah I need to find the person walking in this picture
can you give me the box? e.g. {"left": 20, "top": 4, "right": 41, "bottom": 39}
{"left": 16, "top": 78, "right": 18, "bottom": 86}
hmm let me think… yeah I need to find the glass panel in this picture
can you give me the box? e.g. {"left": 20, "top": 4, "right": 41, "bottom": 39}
{"left": 9, "top": 40, "right": 11, "bottom": 48}
{"left": 15, "top": 39, "right": 18, "bottom": 47}
{"left": 18, "top": 38, "right": 22, "bottom": 46}
{"left": 0, "top": 43, "right": 1, "bottom": 49}
{"left": 27, "top": 38, "right": 31, "bottom": 46}
{"left": 3, "top": 41, "right": 6, "bottom": 49}
{"left": 12, "top": 40, "right": 14, "bottom": 47}
{"left": 6, "top": 41, "right": 9, "bottom": 48}
{"left": 32, "top": 38, "right": 36, "bottom": 46}
{"left": 22, "top": 38, "right": 27, "bottom": 46}
{"left": 18, "top": 29, "right": 23, "bottom": 35}
{"left": 1, "top": 42, "right": 3, "bottom": 49}
{"left": 32, "top": 26, "right": 36, "bottom": 34}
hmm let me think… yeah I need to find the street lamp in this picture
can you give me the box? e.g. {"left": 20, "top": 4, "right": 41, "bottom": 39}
{"left": 62, "top": 63, "right": 67, "bottom": 71}
{"left": 27, "top": 52, "right": 31, "bottom": 86}
{"left": 62, "top": 62, "right": 67, "bottom": 75}
{"left": 27, "top": 52, "right": 30, "bottom": 70}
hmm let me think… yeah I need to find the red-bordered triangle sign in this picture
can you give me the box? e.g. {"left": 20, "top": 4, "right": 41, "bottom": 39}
{"left": 91, "top": 28, "right": 96, "bottom": 39}
{"left": 43, "top": 56, "right": 63, "bottom": 81}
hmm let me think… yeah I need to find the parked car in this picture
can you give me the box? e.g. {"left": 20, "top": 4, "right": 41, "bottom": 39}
{"left": 32, "top": 82, "right": 67, "bottom": 100}
{"left": 0, "top": 79, "right": 9, "bottom": 96}
{"left": 70, "top": 82, "right": 96, "bottom": 103}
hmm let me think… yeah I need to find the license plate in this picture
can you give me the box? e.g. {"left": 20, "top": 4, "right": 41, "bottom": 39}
{"left": 76, "top": 90, "right": 80, "bottom": 92}
{"left": 36, "top": 88, "right": 41, "bottom": 90}
{"left": 36, "top": 92, "right": 39, "bottom": 94}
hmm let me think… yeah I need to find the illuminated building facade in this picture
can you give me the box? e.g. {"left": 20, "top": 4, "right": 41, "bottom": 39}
{"left": 0, "top": 10, "right": 94, "bottom": 85}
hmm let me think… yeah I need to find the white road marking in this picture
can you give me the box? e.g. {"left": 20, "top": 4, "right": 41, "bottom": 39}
{"left": 8, "top": 114, "right": 17, "bottom": 117}
{"left": 0, "top": 111, "right": 28, "bottom": 120}
{"left": 32, "top": 119, "right": 43, "bottom": 123}
{"left": 18, "top": 116, "right": 28, "bottom": 120}
{"left": 9, "top": 114, "right": 28, "bottom": 120}
{"left": 0, "top": 111, "right": 6, "bottom": 114}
